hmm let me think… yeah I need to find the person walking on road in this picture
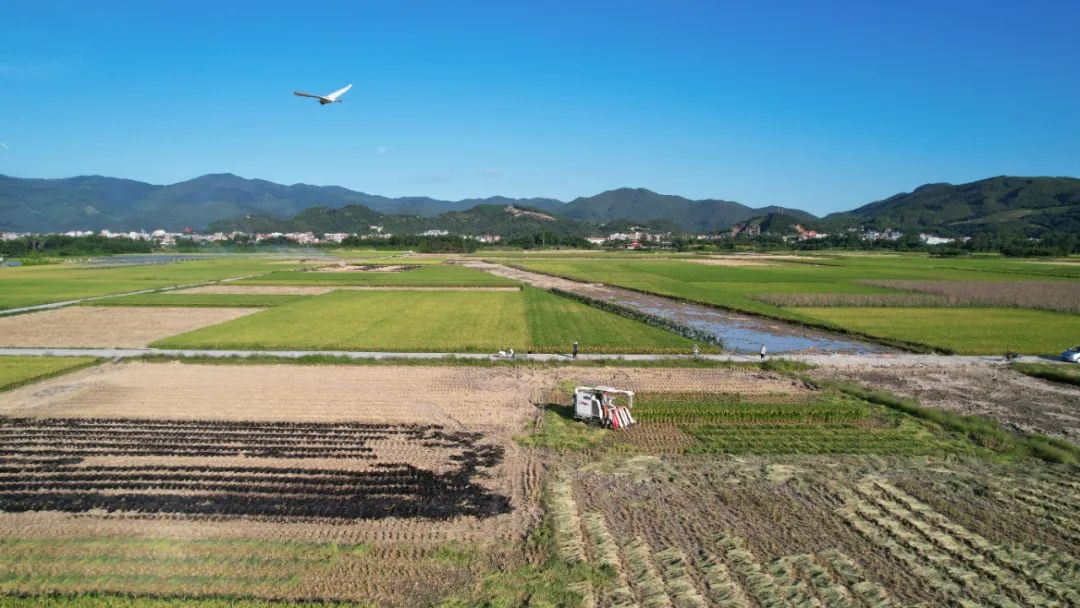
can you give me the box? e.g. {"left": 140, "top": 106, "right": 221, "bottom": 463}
{"left": 572, "top": 341, "right": 579, "bottom": 359}
{"left": 759, "top": 344, "right": 767, "bottom": 361}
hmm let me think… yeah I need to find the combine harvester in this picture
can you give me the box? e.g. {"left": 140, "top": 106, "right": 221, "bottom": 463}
{"left": 573, "top": 386, "right": 637, "bottom": 429}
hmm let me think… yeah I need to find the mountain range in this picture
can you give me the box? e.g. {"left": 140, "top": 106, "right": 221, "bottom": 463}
{"left": 0, "top": 173, "right": 815, "bottom": 233}
{"left": 822, "top": 176, "right": 1080, "bottom": 237}
{"left": 1, "top": 173, "right": 1078, "bottom": 238}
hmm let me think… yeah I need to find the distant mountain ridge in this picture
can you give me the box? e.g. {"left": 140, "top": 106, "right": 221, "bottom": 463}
{"left": 0, "top": 173, "right": 813, "bottom": 233}
{"left": 823, "top": 176, "right": 1080, "bottom": 237}
{"left": 551, "top": 187, "right": 816, "bottom": 233}
{"left": 2, "top": 173, "right": 1078, "bottom": 237}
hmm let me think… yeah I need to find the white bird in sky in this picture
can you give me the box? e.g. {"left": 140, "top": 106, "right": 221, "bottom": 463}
{"left": 292, "top": 84, "right": 352, "bottom": 105}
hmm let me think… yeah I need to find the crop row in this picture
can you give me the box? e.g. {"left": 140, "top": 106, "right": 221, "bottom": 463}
{"left": 633, "top": 401, "right": 869, "bottom": 424}
{"left": 0, "top": 417, "right": 492, "bottom": 460}
{"left": 0, "top": 416, "right": 508, "bottom": 521}
{"left": 837, "top": 476, "right": 1079, "bottom": 608}
{"left": 0, "top": 463, "right": 509, "bottom": 520}
{"left": 683, "top": 424, "right": 928, "bottom": 455}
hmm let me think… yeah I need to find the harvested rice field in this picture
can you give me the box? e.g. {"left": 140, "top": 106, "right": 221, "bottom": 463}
{"left": 0, "top": 361, "right": 546, "bottom": 604}
{"left": 553, "top": 455, "right": 1080, "bottom": 608}
{"left": 0, "top": 306, "right": 261, "bottom": 348}
{"left": 1, "top": 359, "right": 1078, "bottom": 606}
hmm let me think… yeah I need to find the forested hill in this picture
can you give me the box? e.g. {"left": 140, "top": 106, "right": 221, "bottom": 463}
{"left": 822, "top": 176, "right": 1080, "bottom": 237}
{"left": 208, "top": 203, "right": 601, "bottom": 241}
{"left": 545, "top": 187, "right": 817, "bottom": 232}
{"left": 0, "top": 173, "right": 811, "bottom": 233}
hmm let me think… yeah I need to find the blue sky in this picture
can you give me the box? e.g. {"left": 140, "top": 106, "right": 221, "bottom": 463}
{"left": 1, "top": 0, "right": 1078, "bottom": 214}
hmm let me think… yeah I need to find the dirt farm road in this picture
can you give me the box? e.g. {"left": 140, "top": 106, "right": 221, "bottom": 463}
{"left": 0, "top": 346, "right": 1061, "bottom": 368}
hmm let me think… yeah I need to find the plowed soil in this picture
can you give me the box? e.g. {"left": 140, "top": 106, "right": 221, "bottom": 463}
{"left": 813, "top": 362, "right": 1080, "bottom": 443}
{"left": 0, "top": 306, "right": 260, "bottom": 348}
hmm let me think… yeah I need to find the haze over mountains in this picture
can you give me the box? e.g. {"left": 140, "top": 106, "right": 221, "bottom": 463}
{"left": 1, "top": 173, "right": 1078, "bottom": 238}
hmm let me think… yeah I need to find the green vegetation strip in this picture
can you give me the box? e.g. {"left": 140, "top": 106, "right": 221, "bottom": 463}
{"left": 683, "top": 419, "right": 941, "bottom": 455}
{"left": 1011, "top": 362, "right": 1080, "bottom": 387}
{"left": 633, "top": 393, "right": 867, "bottom": 424}
{"left": 0, "top": 357, "right": 101, "bottom": 392}
{"left": 0, "top": 594, "right": 365, "bottom": 608}
{"left": 434, "top": 481, "right": 609, "bottom": 607}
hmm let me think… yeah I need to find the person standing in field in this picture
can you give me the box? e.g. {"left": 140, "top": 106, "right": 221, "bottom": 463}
{"left": 759, "top": 344, "right": 767, "bottom": 360}
{"left": 572, "top": 341, "right": 579, "bottom": 359}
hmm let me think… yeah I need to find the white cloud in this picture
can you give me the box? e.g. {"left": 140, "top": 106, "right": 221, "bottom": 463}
{"left": 481, "top": 168, "right": 503, "bottom": 178}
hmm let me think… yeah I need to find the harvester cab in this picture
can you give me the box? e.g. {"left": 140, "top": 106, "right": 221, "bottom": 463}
{"left": 573, "top": 386, "right": 636, "bottom": 429}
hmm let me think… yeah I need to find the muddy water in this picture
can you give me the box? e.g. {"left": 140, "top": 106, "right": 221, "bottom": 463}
{"left": 468, "top": 262, "right": 889, "bottom": 354}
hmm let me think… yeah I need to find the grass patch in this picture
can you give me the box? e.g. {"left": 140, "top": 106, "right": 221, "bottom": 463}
{"left": 516, "top": 405, "right": 609, "bottom": 452}
{"left": 1011, "top": 361, "right": 1080, "bottom": 387}
{"left": 435, "top": 479, "right": 609, "bottom": 608}
{"left": 238, "top": 265, "right": 516, "bottom": 287}
{"left": 0, "top": 536, "right": 373, "bottom": 604}
{"left": 0, "top": 356, "right": 100, "bottom": 392}
{"left": 88, "top": 293, "right": 307, "bottom": 307}
{"left": 0, "top": 594, "right": 366, "bottom": 607}
{"left": 152, "top": 288, "right": 707, "bottom": 354}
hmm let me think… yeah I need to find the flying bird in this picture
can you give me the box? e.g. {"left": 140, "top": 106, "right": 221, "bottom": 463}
{"left": 293, "top": 84, "right": 353, "bottom": 105}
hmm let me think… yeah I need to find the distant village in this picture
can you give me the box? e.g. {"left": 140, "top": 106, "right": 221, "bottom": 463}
{"left": 1, "top": 224, "right": 961, "bottom": 249}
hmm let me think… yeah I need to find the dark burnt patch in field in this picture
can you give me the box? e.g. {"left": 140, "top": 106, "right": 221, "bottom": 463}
{"left": 0, "top": 417, "right": 509, "bottom": 521}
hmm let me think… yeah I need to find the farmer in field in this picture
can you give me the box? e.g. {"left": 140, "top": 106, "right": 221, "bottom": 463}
{"left": 759, "top": 344, "right": 767, "bottom": 361}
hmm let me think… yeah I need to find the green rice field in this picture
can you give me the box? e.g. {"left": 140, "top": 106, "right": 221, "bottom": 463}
{"left": 153, "top": 286, "right": 700, "bottom": 353}
{"left": 505, "top": 253, "right": 1080, "bottom": 354}
{"left": 0, "top": 356, "right": 100, "bottom": 392}
{"left": 0, "top": 257, "right": 306, "bottom": 310}
{"left": 796, "top": 307, "right": 1080, "bottom": 354}
{"left": 237, "top": 265, "right": 515, "bottom": 287}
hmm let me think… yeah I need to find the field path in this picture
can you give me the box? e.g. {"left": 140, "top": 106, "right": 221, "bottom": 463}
{"left": 465, "top": 261, "right": 890, "bottom": 354}
{"left": 0, "top": 346, "right": 1050, "bottom": 367}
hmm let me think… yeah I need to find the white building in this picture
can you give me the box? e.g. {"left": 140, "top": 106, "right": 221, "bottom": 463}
{"left": 919, "top": 233, "right": 954, "bottom": 245}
